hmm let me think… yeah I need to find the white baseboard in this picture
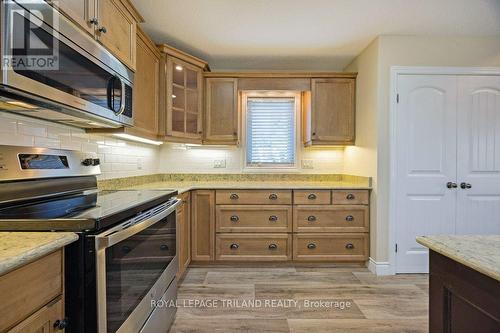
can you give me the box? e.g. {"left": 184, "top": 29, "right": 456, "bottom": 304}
{"left": 367, "top": 258, "right": 393, "bottom": 276}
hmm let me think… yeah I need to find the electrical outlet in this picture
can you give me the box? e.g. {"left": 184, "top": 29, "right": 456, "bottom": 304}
{"left": 213, "top": 159, "right": 226, "bottom": 168}
{"left": 137, "top": 158, "right": 143, "bottom": 170}
{"left": 301, "top": 159, "right": 314, "bottom": 169}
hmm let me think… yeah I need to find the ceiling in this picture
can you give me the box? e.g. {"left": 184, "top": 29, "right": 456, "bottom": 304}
{"left": 131, "top": 0, "right": 500, "bottom": 71}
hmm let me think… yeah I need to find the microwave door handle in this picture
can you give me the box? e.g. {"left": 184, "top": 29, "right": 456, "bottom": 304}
{"left": 116, "top": 76, "right": 126, "bottom": 116}
{"left": 95, "top": 199, "right": 181, "bottom": 249}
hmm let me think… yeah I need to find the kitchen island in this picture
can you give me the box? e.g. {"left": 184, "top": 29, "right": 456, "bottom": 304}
{"left": 417, "top": 235, "right": 500, "bottom": 333}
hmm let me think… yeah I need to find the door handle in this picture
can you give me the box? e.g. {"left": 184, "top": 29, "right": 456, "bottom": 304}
{"left": 446, "top": 182, "right": 457, "bottom": 189}
{"left": 460, "top": 182, "right": 472, "bottom": 189}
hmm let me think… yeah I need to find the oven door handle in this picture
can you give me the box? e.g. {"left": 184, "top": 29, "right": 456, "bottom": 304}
{"left": 95, "top": 199, "right": 181, "bottom": 249}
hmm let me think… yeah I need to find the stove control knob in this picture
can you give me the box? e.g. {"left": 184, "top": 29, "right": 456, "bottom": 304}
{"left": 92, "top": 158, "right": 100, "bottom": 166}
{"left": 81, "top": 158, "right": 93, "bottom": 166}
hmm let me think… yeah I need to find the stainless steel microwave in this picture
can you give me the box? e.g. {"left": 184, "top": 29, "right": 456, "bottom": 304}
{"left": 0, "top": 0, "right": 133, "bottom": 128}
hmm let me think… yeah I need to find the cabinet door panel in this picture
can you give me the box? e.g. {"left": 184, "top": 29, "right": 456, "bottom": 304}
{"left": 54, "top": 0, "right": 95, "bottom": 35}
{"left": 204, "top": 78, "right": 238, "bottom": 144}
{"left": 132, "top": 29, "right": 160, "bottom": 137}
{"left": 311, "top": 78, "right": 355, "bottom": 144}
{"left": 97, "top": 0, "right": 136, "bottom": 70}
{"left": 8, "top": 298, "right": 63, "bottom": 333}
{"left": 191, "top": 190, "right": 215, "bottom": 261}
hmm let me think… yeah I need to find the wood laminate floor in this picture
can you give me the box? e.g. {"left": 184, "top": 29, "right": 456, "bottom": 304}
{"left": 169, "top": 266, "right": 428, "bottom": 333}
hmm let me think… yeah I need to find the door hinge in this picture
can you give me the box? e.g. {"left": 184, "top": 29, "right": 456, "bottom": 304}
{"left": 396, "top": 93, "right": 399, "bottom": 103}
{"left": 395, "top": 243, "right": 398, "bottom": 253}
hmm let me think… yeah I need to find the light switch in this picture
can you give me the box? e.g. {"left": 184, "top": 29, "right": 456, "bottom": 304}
{"left": 302, "top": 159, "right": 314, "bottom": 169}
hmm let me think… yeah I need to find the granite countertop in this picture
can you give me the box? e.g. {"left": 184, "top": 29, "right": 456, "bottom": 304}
{"left": 0, "top": 232, "right": 78, "bottom": 276}
{"left": 126, "top": 181, "right": 372, "bottom": 194}
{"left": 416, "top": 235, "right": 500, "bottom": 282}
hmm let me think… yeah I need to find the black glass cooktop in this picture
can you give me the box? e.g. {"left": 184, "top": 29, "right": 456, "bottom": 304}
{"left": 0, "top": 189, "right": 177, "bottom": 232}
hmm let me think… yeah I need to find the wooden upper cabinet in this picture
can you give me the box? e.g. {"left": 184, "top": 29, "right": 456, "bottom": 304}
{"left": 96, "top": 0, "right": 137, "bottom": 70}
{"left": 132, "top": 28, "right": 160, "bottom": 139}
{"left": 204, "top": 78, "right": 238, "bottom": 144}
{"left": 304, "top": 77, "right": 356, "bottom": 146}
{"left": 53, "top": 0, "right": 96, "bottom": 35}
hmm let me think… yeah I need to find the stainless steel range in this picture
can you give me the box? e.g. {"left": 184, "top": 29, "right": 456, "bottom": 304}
{"left": 0, "top": 145, "right": 179, "bottom": 333}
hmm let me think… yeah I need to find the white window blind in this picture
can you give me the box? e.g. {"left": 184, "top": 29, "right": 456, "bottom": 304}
{"left": 246, "top": 97, "right": 296, "bottom": 167}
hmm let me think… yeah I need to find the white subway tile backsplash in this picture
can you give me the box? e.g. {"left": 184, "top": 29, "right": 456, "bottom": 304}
{"left": 18, "top": 121, "right": 47, "bottom": 137}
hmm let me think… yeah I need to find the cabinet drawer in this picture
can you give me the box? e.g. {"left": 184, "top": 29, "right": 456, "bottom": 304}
{"left": 216, "top": 205, "right": 292, "bottom": 232}
{"left": 293, "top": 190, "right": 331, "bottom": 205}
{"left": 216, "top": 190, "right": 292, "bottom": 205}
{"left": 332, "top": 190, "right": 369, "bottom": 205}
{"left": 0, "top": 250, "right": 63, "bottom": 332}
{"left": 293, "top": 205, "right": 369, "bottom": 232}
{"left": 216, "top": 234, "right": 291, "bottom": 261}
{"left": 293, "top": 234, "right": 369, "bottom": 261}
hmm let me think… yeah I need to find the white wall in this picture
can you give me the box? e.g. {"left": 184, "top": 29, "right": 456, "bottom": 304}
{"left": 158, "top": 143, "right": 345, "bottom": 174}
{"left": 344, "top": 35, "right": 500, "bottom": 265}
{"left": 0, "top": 113, "right": 160, "bottom": 180}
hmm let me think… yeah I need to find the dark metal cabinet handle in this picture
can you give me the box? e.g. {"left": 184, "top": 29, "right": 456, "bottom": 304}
{"left": 307, "top": 215, "right": 317, "bottom": 222}
{"left": 160, "top": 244, "right": 169, "bottom": 251}
{"left": 230, "top": 215, "right": 239, "bottom": 222}
{"left": 460, "top": 182, "right": 472, "bottom": 189}
{"left": 308, "top": 193, "right": 317, "bottom": 200}
{"left": 307, "top": 243, "right": 317, "bottom": 249}
{"left": 230, "top": 243, "right": 239, "bottom": 250}
{"left": 268, "top": 243, "right": 278, "bottom": 250}
{"left": 345, "top": 243, "right": 354, "bottom": 250}
{"left": 53, "top": 319, "right": 68, "bottom": 330}
{"left": 447, "top": 182, "right": 458, "bottom": 189}
{"left": 346, "top": 193, "right": 355, "bottom": 200}
{"left": 269, "top": 193, "right": 278, "bottom": 200}
{"left": 230, "top": 193, "right": 239, "bottom": 200}
{"left": 89, "top": 18, "right": 98, "bottom": 25}
{"left": 98, "top": 26, "right": 107, "bottom": 34}
{"left": 345, "top": 215, "right": 354, "bottom": 222}
{"left": 269, "top": 215, "right": 278, "bottom": 222}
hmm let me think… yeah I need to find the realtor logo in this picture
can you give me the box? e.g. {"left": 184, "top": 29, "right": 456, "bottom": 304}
{"left": 4, "top": 0, "right": 59, "bottom": 70}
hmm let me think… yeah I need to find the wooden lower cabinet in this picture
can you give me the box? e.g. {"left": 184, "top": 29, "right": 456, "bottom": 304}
{"left": 216, "top": 190, "right": 292, "bottom": 205}
{"left": 191, "top": 190, "right": 215, "bottom": 261}
{"left": 0, "top": 250, "right": 66, "bottom": 332}
{"left": 293, "top": 205, "right": 369, "bottom": 233}
{"left": 177, "top": 192, "right": 191, "bottom": 278}
{"left": 216, "top": 234, "right": 292, "bottom": 261}
{"left": 332, "top": 190, "right": 369, "bottom": 205}
{"left": 216, "top": 205, "right": 292, "bottom": 233}
{"left": 293, "top": 233, "right": 369, "bottom": 262}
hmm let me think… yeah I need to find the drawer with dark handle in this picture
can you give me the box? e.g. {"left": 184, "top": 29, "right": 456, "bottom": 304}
{"left": 332, "top": 190, "right": 369, "bottom": 205}
{"left": 293, "top": 233, "right": 369, "bottom": 261}
{"left": 216, "top": 190, "right": 292, "bottom": 205}
{"left": 216, "top": 234, "right": 291, "bottom": 261}
{"left": 293, "top": 190, "right": 331, "bottom": 205}
{"left": 293, "top": 205, "right": 369, "bottom": 232}
{"left": 216, "top": 205, "right": 292, "bottom": 232}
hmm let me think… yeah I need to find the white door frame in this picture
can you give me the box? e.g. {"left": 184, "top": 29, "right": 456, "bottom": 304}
{"left": 388, "top": 66, "right": 500, "bottom": 274}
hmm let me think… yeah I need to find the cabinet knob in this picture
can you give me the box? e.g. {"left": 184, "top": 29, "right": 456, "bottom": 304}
{"left": 345, "top": 215, "right": 354, "bottom": 222}
{"left": 121, "top": 246, "right": 131, "bottom": 253}
{"left": 98, "top": 26, "right": 107, "bottom": 34}
{"left": 307, "top": 215, "right": 317, "bottom": 222}
{"left": 229, "top": 193, "right": 239, "bottom": 200}
{"left": 269, "top": 215, "right": 278, "bottom": 222}
{"left": 346, "top": 193, "right": 355, "bottom": 200}
{"left": 268, "top": 243, "right": 278, "bottom": 250}
{"left": 345, "top": 243, "right": 354, "bottom": 250}
{"left": 230, "top": 243, "right": 239, "bottom": 250}
{"left": 307, "top": 193, "right": 317, "bottom": 200}
{"left": 460, "top": 182, "right": 472, "bottom": 189}
{"left": 160, "top": 244, "right": 169, "bottom": 251}
{"left": 230, "top": 215, "right": 239, "bottom": 222}
{"left": 269, "top": 193, "right": 278, "bottom": 200}
{"left": 53, "top": 319, "right": 68, "bottom": 330}
{"left": 312, "top": 132, "right": 316, "bottom": 136}
{"left": 307, "top": 243, "right": 316, "bottom": 249}
{"left": 89, "top": 17, "right": 98, "bottom": 25}
{"left": 447, "top": 182, "right": 458, "bottom": 189}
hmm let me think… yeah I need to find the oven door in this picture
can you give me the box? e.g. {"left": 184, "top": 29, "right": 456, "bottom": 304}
{"left": 0, "top": 0, "right": 133, "bottom": 127}
{"left": 95, "top": 199, "right": 180, "bottom": 333}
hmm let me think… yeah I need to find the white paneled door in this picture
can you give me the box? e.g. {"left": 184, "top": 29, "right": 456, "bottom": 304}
{"left": 395, "top": 75, "right": 458, "bottom": 273}
{"left": 395, "top": 74, "right": 500, "bottom": 273}
{"left": 457, "top": 76, "right": 500, "bottom": 235}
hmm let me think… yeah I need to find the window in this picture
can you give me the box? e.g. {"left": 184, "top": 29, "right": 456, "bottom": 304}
{"left": 245, "top": 94, "right": 298, "bottom": 168}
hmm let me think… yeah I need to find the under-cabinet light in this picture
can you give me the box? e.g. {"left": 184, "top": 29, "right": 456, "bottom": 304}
{"left": 175, "top": 65, "right": 183, "bottom": 71}
{"left": 113, "top": 133, "right": 163, "bottom": 146}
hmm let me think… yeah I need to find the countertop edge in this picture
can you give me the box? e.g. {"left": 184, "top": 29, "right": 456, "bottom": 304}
{"left": 0, "top": 232, "right": 78, "bottom": 276}
{"left": 416, "top": 236, "right": 500, "bottom": 282}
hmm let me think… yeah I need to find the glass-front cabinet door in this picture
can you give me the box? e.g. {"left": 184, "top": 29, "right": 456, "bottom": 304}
{"left": 166, "top": 56, "right": 203, "bottom": 140}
